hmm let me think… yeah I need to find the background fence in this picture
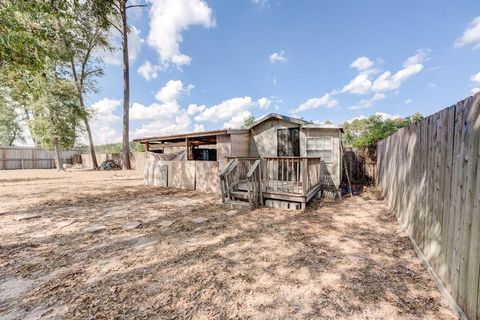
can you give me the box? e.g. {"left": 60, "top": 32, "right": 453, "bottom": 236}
{"left": 0, "top": 146, "right": 79, "bottom": 170}
{"left": 80, "top": 152, "right": 145, "bottom": 170}
{"left": 343, "top": 147, "right": 377, "bottom": 185}
{"left": 377, "top": 93, "right": 480, "bottom": 320}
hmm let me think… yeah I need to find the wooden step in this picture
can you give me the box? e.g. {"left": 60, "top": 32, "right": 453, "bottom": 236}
{"left": 224, "top": 200, "right": 251, "bottom": 209}
{"left": 237, "top": 181, "right": 248, "bottom": 191}
{"left": 230, "top": 190, "right": 249, "bottom": 200}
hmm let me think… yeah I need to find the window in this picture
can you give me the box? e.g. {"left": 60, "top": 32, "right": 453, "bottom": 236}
{"left": 306, "top": 136, "right": 333, "bottom": 163}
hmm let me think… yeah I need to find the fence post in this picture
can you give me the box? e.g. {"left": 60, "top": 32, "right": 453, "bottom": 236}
{"left": 2, "top": 148, "right": 5, "bottom": 170}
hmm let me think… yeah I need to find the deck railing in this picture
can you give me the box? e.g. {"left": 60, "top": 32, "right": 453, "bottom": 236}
{"left": 262, "top": 157, "right": 322, "bottom": 196}
{"left": 246, "top": 159, "right": 262, "bottom": 207}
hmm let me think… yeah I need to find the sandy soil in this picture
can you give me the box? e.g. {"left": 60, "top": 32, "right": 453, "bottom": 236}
{"left": 0, "top": 169, "right": 456, "bottom": 319}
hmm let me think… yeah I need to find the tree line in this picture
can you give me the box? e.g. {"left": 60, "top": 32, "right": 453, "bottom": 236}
{"left": 0, "top": 0, "right": 146, "bottom": 170}
{"left": 343, "top": 112, "right": 424, "bottom": 148}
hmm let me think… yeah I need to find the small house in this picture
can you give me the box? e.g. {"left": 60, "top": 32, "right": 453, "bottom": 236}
{"left": 135, "top": 113, "right": 343, "bottom": 209}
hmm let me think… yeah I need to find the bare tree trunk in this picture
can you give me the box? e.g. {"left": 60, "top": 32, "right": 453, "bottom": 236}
{"left": 120, "top": 0, "right": 131, "bottom": 170}
{"left": 53, "top": 137, "right": 64, "bottom": 171}
{"left": 83, "top": 116, "right": 98, "bottom": 169}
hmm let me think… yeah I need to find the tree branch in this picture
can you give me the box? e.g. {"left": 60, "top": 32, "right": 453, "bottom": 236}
{"left": 126, "top": 4, "right": 148, "bottom": 9}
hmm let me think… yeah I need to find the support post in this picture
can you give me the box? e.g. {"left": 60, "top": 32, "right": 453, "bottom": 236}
{"left": 302, "top": 158, "right": 308, "bottom": 196}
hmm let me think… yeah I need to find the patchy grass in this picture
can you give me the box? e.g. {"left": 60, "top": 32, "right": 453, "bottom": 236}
{"left": 0, "top": 170, "right": 455, "bottom": 319}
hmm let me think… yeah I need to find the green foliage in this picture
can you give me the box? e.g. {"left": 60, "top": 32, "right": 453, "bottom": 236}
{"left": 29, "top": 73, "right": 85, "bottom": 149}
{"left": 76, "top": 141, "right": 145, "bottom": 154}
{"left": 1, "top": 0, "right": 111, "bottom": 151}
{"left": 0, "top": 0, "right": 75, "bottom": 72}
{"left": 343, "top": 113, "right": 423, "bottom": 148}
{"left": 0, "top": 88, "right": 24, "bottom": 146}
{"left": 411, "top": 112, "right": 424, "bottom": 123}
{"left": 242, "top": 115, "right": 256, "bottom": 128}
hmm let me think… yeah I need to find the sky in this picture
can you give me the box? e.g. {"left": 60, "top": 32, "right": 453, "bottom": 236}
{"left": 86, "top": 0, "right": 480, "bottom": 144}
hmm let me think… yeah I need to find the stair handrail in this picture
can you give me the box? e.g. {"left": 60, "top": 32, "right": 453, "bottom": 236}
{"left": 219, "top": 159, "right": 239, "bottom": 203}
{"left": 219, "top": 158, "right": 238, "bottom": 177}
{"left": 246, "top": 159, "right": 262, "bottom": 207}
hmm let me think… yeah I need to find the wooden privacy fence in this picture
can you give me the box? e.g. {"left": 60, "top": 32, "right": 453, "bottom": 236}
{"left": 377, "top": 93, "right": 480, "bottom": 320}
{"left": 80, "top": 152, "right": 145, "bottom": 170}
{"left": 144, "top": 152, "right": 220, "bottom": 194}
{"left": 0, "top": 146, "right": 79, "bottom": 170}
{"left": 343, "top": 147, "right": 377, "bottom": 184}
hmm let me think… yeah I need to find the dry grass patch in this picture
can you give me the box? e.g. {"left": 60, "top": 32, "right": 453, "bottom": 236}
{"left": 0, "top": 169, "right": 456, "bottom": 319}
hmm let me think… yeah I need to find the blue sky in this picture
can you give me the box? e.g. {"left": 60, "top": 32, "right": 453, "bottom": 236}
{"left": 88, "top": 0, "right": 480, "bottom": 144}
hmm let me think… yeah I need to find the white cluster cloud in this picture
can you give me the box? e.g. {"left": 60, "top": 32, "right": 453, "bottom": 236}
{"left": 455, "top": 16, "right": 480, "bottom": 49}
{"left": 223, "top": 111, "right": 253, "bottom": 129}
{"left": 130, "top": 80, "right": 195, "bottom": 137}
{"left": 269, "top": 51, "right": 287, "bottom": 64}
{"left": 343, "top": 50, "right": 428, "bottom": 96}
{"left": 349, "top": 93, "right": 386, "bottom": 110}
{"left": 291, "top": 94, "right": 338, "bottom": 113}
{"left": 130, "top": 102, "right": 180, "bottom": 121}
{"left": 290, "top": 50, "right": 429, "bottom": 115}
{"left": 137, "top": 61, "right": 161, "bottom": 81}
{"left": 194, "top": 97, "right": 272, "bottom": 128}
{"left": 194, "top": 97, "right": 255, "bottom": 122}
{"left": 187, "top": 103, "right": 206, "bottom": 115}
{"left": 350, "top": 56, "right": 375, "bottom": 72}
{"left": 146, "top": 0, "right": 215, "bottom": 68}
{"left": 342, "top": 74, "right": 373, "bottom": 95}
{"left": 134, "top": 113, "right": 192, "bottom": 138}
{"left": 471, "top": 71, "right": 480, "bottom": 94}
{"left": 88, "top": 98, "right": 122, "bottom": 144}
{"left": 257, "top": 97, "right": 272, "bottom": 109}
{"left": 101, "top": 26, "right": 144, "bottom": 66}
{"left": 154, "top": 80, "right": 193, "bottom": 103}
{"left": 373, "top": 50, "right": 428, "bottom": 92}
{"left": 126, "top": 79, "right": 273, "bottom": 136}
{"left": 342, "top": 50, "right": 429, "bottom": 109}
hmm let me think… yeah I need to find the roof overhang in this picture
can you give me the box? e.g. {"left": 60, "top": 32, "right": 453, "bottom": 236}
{"left": 248, "top": 113, "right": 308, "bottom": 129}
{"left": 134, "top": 129, "right": 248, "bottom": 145}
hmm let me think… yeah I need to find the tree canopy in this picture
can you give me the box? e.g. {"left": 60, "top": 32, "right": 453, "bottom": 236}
{"left": 343, "top": 113, "right": 424, "bottom": 148}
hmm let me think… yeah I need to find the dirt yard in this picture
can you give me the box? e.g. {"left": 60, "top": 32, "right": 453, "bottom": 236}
{"left": 0, "top": 169, "right": 456, "bottom": 319}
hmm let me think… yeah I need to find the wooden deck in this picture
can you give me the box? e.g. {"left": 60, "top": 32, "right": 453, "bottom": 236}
{"left": 220, "top": 157, "right": 323, "bottom": 208}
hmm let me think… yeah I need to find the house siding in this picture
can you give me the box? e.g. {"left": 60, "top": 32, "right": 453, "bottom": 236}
{"left": 303, "top": 128, "right": 342, "bottom": 187}
{"left": 250, "top": 119, "right": 301, "bottom": 157}
{"left": 249, "top": 119, "right": 342, "bottom": 187}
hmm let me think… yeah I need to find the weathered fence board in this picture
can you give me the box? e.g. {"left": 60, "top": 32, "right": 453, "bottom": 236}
{"left": 144, "top": 152, "right": 221, "bottom": 194}
{"left": 0, "top": 146, "right": 79, "bottom": 170}
{"left": 342, "top": 147, "right": 377, "bottom": 185}
{"left": 80, "top": 152, "right": 145, "bottom": 170}
{"left": 377, "top": 93, "right": 480, "bottom": 320}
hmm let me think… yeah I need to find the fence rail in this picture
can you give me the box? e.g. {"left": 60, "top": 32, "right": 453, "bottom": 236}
{"left": 377, "top": 93, "right": 480, "bottom": 320}
{"left": 0, "top": 146, "right": 79, "bottom": 170}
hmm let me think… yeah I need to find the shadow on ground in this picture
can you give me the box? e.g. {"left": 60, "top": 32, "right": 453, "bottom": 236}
{"left": 0, "top": 182, "right": 455, "bottom": 319}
